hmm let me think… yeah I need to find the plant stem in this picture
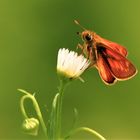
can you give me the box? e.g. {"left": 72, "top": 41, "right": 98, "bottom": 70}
{"left": 31, "top": 95, "right": 47, "bottom": 137}
{"left": 65, "top": 127, "right": 106, "bottom": 140}
{"left": 20, "top": 91, "right": 47, "bottom": 137}
{"left": 20, "top": 95, "right": 29, "bottom": 119}
{"left": 56, "top": 79, "right": 67, "bottom": 139}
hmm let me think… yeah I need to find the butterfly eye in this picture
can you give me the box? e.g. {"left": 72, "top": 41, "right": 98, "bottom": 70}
{"left": 85, "top": 34, "right": 92, "bottom": 41}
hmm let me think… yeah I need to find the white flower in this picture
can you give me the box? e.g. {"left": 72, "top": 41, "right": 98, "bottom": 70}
{"left": 57, "top": 48, "right": 90, "bottom": 79}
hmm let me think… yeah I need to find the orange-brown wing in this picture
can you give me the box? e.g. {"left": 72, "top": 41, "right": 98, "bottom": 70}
{"left": 96, "top": 53, "right": 116, "bottom": 84}
{"left": 104, "top": 49, "right": 137, "bottom": 80}
{"left": 96, "top": 35, "right": 127, "bottom": 57}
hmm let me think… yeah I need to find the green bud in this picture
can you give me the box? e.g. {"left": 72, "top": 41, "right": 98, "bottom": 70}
{"left": 22, "top": 118, "right": 39, "bottom": 136}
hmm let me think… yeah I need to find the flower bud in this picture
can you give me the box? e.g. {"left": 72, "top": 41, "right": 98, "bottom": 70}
{"left": 22, "top": 118, "right": 39, "bottom": 136}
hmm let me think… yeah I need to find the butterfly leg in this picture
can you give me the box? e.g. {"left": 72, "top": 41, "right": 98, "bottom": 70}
{"left": 86, "top": 47, "right": 97, "bottom": 68}
{"left": 76, "top": 43, "right": 84, "bottom": 55}
{"left": 76, "top": 43, "right": 83, "bottom": 50}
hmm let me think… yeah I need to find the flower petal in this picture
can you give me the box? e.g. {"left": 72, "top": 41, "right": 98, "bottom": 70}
{"left": 57, "top": 48, "right": 90, "bottom": 78}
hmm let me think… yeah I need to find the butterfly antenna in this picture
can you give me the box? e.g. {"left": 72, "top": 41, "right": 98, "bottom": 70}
{"left": 74, "top": 20, "right": 86, "bottom": 30}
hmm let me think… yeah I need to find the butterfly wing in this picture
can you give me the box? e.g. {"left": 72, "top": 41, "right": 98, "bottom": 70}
{"left": 102, "top": 48, "right": 137, "bottom": 80}
{"left": 96, "top": 35, "right": 127, "bottom": 57}
{"left": 96, "top": 52, "right": 116, "bottom": 84}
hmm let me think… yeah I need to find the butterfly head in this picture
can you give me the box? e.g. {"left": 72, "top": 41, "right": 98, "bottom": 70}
{"left": 74, "top": 20, "right": 95, "bottom": 43}
{"left": 81, "top": 30, "right": 94, "bottom": 43}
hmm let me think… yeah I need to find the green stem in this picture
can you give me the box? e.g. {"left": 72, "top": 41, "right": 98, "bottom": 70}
{"left": 65, "top": 127, "right": 106, "bottom": 140}
{"left": 56, "top": 79, "right": 67, "bottom": 139}
{"left": 20, "top": 92, "right": 47, "bottom": 137}
{"left": 20, "top": 95, "right": 29, "bottom": 119}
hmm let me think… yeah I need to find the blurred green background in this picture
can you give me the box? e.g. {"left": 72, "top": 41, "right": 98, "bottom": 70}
{"left": 0, "top": 0, "right": 140, "bottom": 139}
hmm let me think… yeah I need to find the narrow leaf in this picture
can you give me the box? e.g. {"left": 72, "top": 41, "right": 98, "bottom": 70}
{"left": 48, "top": 93, "right": 59, "bottom": 139}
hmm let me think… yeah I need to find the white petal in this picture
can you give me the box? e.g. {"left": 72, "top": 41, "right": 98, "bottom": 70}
{"left": 57, "top": 48, "right": 90, "bottom": 78}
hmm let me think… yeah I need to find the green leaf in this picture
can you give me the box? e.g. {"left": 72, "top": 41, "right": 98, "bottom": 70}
{"left": 18, "top": 89, "right": 31, "bottom": 95}
{"left": 72, "top": 108, "right": 78, "bottom": 129}
{"left": 48, "top": 93, "right": 59, "bottom": 140}
{"left": 64, "top": 108, "right": 79, "bottom": 140}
